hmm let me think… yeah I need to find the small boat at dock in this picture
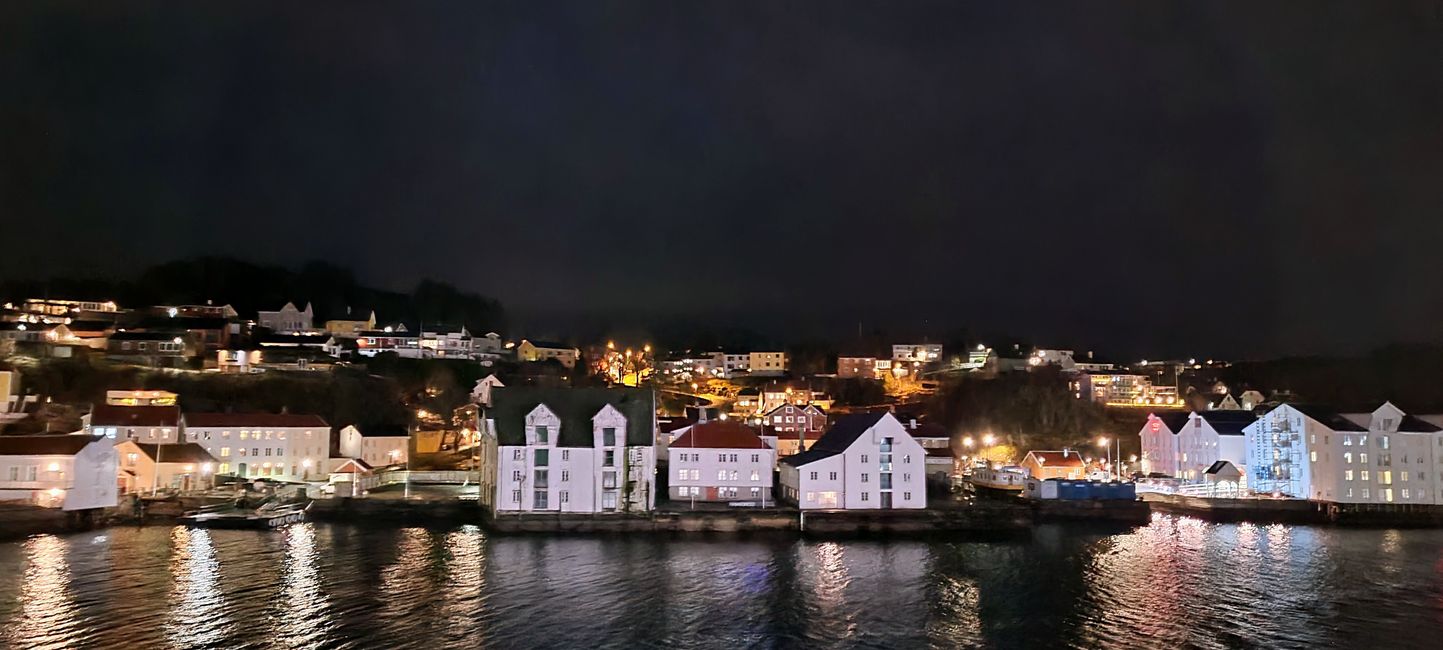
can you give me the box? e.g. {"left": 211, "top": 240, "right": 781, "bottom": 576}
{"left": 179, "top": 501, "right": 309, "bottom": 529}
{"left": 967, "top": 465, "right": 1029, "bottom": 497}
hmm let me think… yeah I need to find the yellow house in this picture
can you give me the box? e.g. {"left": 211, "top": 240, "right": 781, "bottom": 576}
{"left": 325, "top": 310, "right": 377, "bottom": 338}
{"left": 517, "top": 339, "right": 580, "bottom": 368}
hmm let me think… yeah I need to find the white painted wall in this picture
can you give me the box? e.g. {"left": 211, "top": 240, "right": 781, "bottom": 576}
{"left": 668, "top": 445, "right": 774, "bottom": 501}
{"left": 185, "top": 425, "right": 329, "bottom": 481}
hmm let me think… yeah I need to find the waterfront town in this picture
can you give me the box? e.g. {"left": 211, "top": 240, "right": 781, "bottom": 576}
{"left": 2, "top": 291, "right": 1441, "bottom": 535}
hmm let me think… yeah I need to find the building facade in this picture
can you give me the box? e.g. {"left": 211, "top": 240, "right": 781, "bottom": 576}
{"left": 1244, "top": 402, "right": 1443, "bottom": 504}
{"left": 779, "top": 412, "right": 927, "bottom": 510}
{"left": 184, "top": 413, "right": 331, "bottom": 481}
{"left": 1138, "top": 411, "right": 1254, "bottom": 481}
{"left": 482, "top": 386, "right": 656, "bottom": 513}
{"left": 749, "top": 351, "right": 787, "bottom": 376}
{"left": 257, "top": 302, "right": 315, "bottom": 333}
{"left": 517, "top": 340, "right": 581, "bottom": 368}
{"left": 0, "top": 434, "right": 119, "bottom": 509}
{"left": 667, "top": 420, "right": 774, "bottom": 503}
{"left": 338, "top": 424, "right": 410, "bottom": 469}
{"left": 115, "top": 441, "right": 217, "bottom": 493}
{"left": 87, "top": 405, "right": 182, "bottom": 444}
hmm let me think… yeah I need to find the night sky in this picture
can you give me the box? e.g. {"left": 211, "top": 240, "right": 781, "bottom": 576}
{"left": 2, "top": 2, "right": 1439, "bottom": 358}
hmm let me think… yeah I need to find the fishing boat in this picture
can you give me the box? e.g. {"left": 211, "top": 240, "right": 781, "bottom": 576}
{"left": 967, "top": 465, "right": 1029, "bottom": 497}
{"left": 179, "top": 501, "right": 309, "bottom": 530}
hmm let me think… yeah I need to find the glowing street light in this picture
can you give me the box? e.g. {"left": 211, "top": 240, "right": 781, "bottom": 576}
{"left": 962, "top": 436, "right": 975, "bottom": 448}
{"left": 982, "top": 434, "right": 996, "bottom": 446}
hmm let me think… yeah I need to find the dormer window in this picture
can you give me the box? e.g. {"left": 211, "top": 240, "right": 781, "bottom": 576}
{"left": 602, "top": 427, "right": 616, "bottom": 447}
{"left": 536, "top": 426, "right": 549, "bottom": 445}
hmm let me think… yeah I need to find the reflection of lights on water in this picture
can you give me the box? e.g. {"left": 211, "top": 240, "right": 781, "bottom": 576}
{"left": 8, "top": 535, "right": 80, "bottom": 649}
{"left": 1266, "top": 523, "right": 1290, "bottom": 555}
{"left": 813, "top": 542, "right": 850, "bottom": 603}
{"left": 274, "top": 523, "right": 332, "bottom": 649}
{"left": 441, "top": 526, "right": 487, "bottom": 645}
{"left": 380, "top": 528, "right": 434, "bottom": 622}
{"left": 168, "top": 527, "right": 232, "bottom": 648}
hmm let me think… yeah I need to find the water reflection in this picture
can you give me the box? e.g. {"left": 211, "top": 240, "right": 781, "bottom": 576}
{"left": 166, "top": 527, "right": 231, "bottom": 649}
{"left": 1, "top": 521, "right": 1442, "bottom": 649}
{"left": 7, "top": 535, "right": 80, "bottom": 650}
{"left": 440, "top": 526, "right": 486, "bottom": 646}
{"left": 378, "top": 528, "right": 435, "bottom": 625}
{"left": 272, "top": 523, "right": 332, "bottom": 649}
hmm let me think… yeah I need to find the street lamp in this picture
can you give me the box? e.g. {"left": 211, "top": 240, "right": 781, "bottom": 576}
{"left": 1097, "top": 436, "right": 1115, "bottom": 479}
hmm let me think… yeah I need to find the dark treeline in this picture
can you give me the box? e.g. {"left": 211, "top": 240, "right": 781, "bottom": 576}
{"left": 1222, "top": 343, "right": 1443, "bottom": 412}
{"left": 9, "top": 357, "right": 409, "bottom": 434}
{"left": 1, "top": 257, "right": 506, "bottom": 334}
{"left": 927, "top": 367, "right": 1116, "bottom": 453}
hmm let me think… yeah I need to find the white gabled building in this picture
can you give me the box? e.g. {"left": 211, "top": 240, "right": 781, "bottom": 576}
{"left": 183, "top": 413, "right": 332, "bottom": 481}
{"left": 1245, "top": 402, "right": 1443, "bottom": 504}
{"left": 338, "top": 424, "right": 410, "bottom": 469}
{"left": 779, "top": 412, "right": 927, "bottom": 510}
{"left": 668, "top": 420, "right": 774, "bottom": 504}
{"left": 1139, "top": 411, "right": 1255, "bottom": 481}
{"left": 481, "top": 386, "right": 657, "bottom": 514}
{"left": 0, "top": 434, "right": 119, "bottom": 509}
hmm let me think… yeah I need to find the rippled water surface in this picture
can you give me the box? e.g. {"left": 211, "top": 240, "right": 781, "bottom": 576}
{"left": 1, "top": 516, "right": 1441, "bottom": 649}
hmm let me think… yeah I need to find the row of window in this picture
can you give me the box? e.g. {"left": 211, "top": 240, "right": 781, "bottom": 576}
{"left": 510, "top": 489, "right": 618, "bottom": 509}
{"left": 678, "top": 486, "right": 761, "bottom": 498}
{"left": 1341, "top": 469, "right": 1428, "bottom": 483}
{"left": 512, "top": 469, "right": 619, "bottom": 488}
{"left": 191, "top": 430, "right": 315, "bottom": 441}
{"left": 673, "top": 453, "right": 763, "bottom": 464}
{"left": 530, "top": 426, "right": 620, "bottom": 446}
{"left": 675, "top": 468, "right": 763, "bottom": 482}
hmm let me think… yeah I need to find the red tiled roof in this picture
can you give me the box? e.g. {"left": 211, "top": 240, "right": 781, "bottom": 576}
{"left": 90, "top": 404, "right": 181, "bottom": 427}
{"left": 671, "top": 420, "right": 769, "bottom": 450}
{"left": 1025, "top": 450, "right": 1086, "bottom": 468}
{"left": 185, "top": 413, "right": 329, "bottom": 428}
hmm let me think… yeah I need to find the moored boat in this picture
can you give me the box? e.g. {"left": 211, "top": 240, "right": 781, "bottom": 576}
{"left": 179, "top": 502, "right": 309, "bottom": 529}
{"left": 967, "top": 465, "right": 1028, "bottom": 497}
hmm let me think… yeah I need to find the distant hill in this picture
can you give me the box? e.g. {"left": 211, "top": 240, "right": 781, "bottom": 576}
{"left": 1, "top": 257, "right": 506, "bottom": 334}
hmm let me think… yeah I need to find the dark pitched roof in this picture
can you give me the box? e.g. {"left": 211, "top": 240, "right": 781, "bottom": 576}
{"left": 257, "top": 334, "right": 332, "bottom": 346}
{"left": 1287, "top": 404, "right": 1369, "bottom": 432}
{"left": 1152, "top": 412, "right": 1192, "bottom": 434}
{"left": 127, "top": 442, "right": 217, "bottom": 464}
{"left": 1204, "top": 460, "right": 1240, "bottom": 476}
{"left": 671, "top": 421, "right": 769, "bottom": 450}
{"left": 780, "top": 447, "right": 840, "bottom": 467}
{"left": 186, "top": 413, "right": 329, "bottom": 428}
{"left": 132, "top": 316, "right": 230, "bottom": 330}
{"left": 489, "top": 386, "right": 655, "bottom": 447}
{"left": 908, "top": 422, "right": 948, "bottom": 439}
{"left": 658, "top": 417, "right": 697, "bottom": 434}
{"left": 781, "top": 413, "right": 889, "bottom": 466}
{"left": 1195, "top": 411, "right": 1257, "bottom": 436}
{"left": 91, "top": 404, "right": 181, "bottom": 427}
{"left": 108, "top": 331, "right": 189, "bottom": 342}
{"left": 353, "top": 423, "right": 408, "bottom": 438}
{"left": 1397, "top": 414, "right": 1442, "bottom": 433}
{"left": 0, "top": 435, "right": 101, "bottom": 456}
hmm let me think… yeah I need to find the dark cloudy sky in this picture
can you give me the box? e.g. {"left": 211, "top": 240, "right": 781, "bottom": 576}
{"left": 2, "top": 1, "right": 1440, "bottom": 358}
